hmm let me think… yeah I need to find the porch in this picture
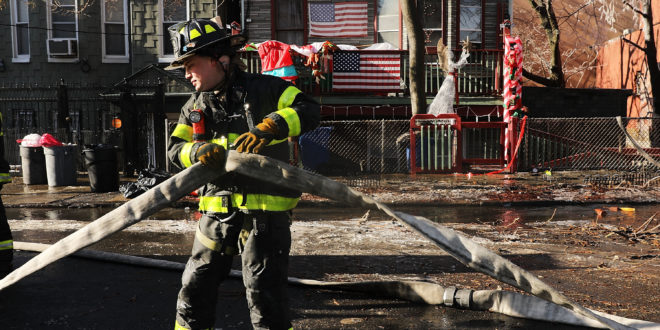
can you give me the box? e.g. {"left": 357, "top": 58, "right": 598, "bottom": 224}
{"left": 238, "top": 48, "right": 504, "bottom": 118}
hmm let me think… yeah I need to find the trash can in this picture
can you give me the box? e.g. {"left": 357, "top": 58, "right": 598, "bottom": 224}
{"left": 83, "top": 145, "right": 118, "bottom": 192}
{"left": 43, "top": 145, "right": 78, "bottom": 186}
{"left": 19, "top": 146, "right": 47, "bottom": 184}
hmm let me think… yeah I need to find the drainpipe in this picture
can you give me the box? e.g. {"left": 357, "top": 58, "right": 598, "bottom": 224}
{"left": 241, "top": 0, "right": 245, "bottom": 33}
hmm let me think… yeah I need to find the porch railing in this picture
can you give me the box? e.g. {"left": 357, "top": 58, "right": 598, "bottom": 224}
{"left": 238, "top": 48, "right": 503, "bottom": 98}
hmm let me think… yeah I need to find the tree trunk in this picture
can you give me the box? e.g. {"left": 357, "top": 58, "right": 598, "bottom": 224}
{"left": 641, "top": 0, "right": 659, "bottom": 114}
{"left": 401, "top": 0, "right": 427, "bottom": 115}
{"left": 525, "top": 0, "right": 565, "bottom": 87}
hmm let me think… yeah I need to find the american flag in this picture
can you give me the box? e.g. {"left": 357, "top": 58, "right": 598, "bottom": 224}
{"left": 332, "top": 51, "right": 402, "bottom": 92}
{"left": 309, "top": 2, "right": 368, "bottom": 37}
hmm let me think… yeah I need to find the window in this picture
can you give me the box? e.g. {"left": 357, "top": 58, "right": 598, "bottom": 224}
{"left": 274, "top": 0, "right": 304, "bottom": 45}
{"left": 423, "top": 0, "right": 443, "bottom": 47}
{"left": 69, "top": 110, "right": 80, "bottom": 132}
{"left": 377, "top": 0, "right": 401, "bottom": 48}
{"left": 47, "top": 0, "right": 79, "bottom": 61}
{"left": 10, "top": 0, "right": 30, "bottom": 62}
{"left": 377, "top": 0, "right": 446, "bottom": 50}
{"left": 160, "top": 0, "right": 189, "bottom": 60}
{"left": 460, "top": 0, "right": 482, "bottom": 46}
{"left": 13, "top": 109, "right": 35, "bottom": 128}
{"left": 102, "top": 0, "right": 129, "bottom": 62}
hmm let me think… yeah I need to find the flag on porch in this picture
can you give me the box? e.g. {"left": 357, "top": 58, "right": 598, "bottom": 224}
{"left": 309, "top": 2, "right": 368, "bottom": 37}
{"left": 331, "top": 51, "right": 402, "bottom": 92}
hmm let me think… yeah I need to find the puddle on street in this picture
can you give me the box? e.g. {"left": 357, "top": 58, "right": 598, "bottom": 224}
{"left": 6, "top": 204, "right": 658, "bottom": 228}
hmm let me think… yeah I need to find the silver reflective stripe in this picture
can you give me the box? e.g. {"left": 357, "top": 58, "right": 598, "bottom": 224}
{"left": 0, "top": 239, "right": 13, "bottom": 251}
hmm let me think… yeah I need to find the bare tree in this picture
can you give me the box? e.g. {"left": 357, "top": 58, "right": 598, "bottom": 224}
{"left": 521, "top": 0, "right": 565, "bottom": 87}
{"left": 514, "top": 0, "right": 632, "bottom": 88}
{"left": 615, "top": 0, "right": 659, "bottom": 113}
{"left": 400, "top": 0, "right": 426, "bottom": 115}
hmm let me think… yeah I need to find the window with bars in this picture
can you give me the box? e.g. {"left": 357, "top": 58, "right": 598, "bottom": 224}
{"left": 13, "top": 109, "right": 35, "bottom": 129}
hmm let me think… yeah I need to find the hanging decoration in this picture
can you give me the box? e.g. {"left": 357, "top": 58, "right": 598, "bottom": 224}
{"left": 257, "top": 40, "right": 298, "bottom": 83}
{"left": 304, "top": 41, "right": 338, "bottom": 84}
{"left": 502, "top": 20, "right": 523, "bottom": 161}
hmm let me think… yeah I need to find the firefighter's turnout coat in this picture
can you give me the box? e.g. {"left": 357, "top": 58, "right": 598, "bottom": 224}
{"left": 168, "top": 71, "right": 320, "bottom": 215}
{"left": 0, "top": 113, "right": 13, "bottom": 266}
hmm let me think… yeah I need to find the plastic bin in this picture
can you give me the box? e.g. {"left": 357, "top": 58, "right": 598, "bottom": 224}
{"left": 44, "top": 145, "right": 78, "bottom": 186}
{"left": 20, "top": 146, "right": 47, "bottom": 185}
{"left": 83, "top": 145, "right": 118, "bottom": 192}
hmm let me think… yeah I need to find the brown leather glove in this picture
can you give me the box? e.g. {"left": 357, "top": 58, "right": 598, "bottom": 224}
{"left": 195, "top": 143, "right": 226, "bottom": 168}
{"left": 234, "top": 117, "right": 279, "bottom": 154}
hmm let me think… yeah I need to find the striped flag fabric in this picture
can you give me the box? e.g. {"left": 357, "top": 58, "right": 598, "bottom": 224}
{"left": 332, "top": 51, "right": 402, "bottom": 92}
{"left": 309, "top": 2, "right": 368, "bottom": 37}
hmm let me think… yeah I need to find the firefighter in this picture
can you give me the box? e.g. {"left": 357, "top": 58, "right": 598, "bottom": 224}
{"left": 0, "top": 113, "right": 13, "bottom": 277}
{"left": 166, "top": 18, "right": 320, "bottom": 330}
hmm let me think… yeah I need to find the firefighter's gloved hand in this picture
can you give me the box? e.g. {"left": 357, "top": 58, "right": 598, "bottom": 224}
{"left": 234, "top": 117, "right": 279, "bottom": 154}
{"left": 195, "top": 143, "right": 226, "bottom": 169}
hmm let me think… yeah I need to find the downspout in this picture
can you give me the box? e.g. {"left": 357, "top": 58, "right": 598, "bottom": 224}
{"left": 241, "top": 0, "right": 245, "bottom": 34}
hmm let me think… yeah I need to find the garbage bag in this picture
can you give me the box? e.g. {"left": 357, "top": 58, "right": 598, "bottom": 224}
{"left": 119, "top": 168, "right": 172, "bottom": 198}
{"left": 119, "top": 182, "right": 143, "bottom": 199}
{"left": 39, "top": 133, "right": 64, "bottom": 147}
{"left": 17, "top": 134, "right": 43, "bottom": 147}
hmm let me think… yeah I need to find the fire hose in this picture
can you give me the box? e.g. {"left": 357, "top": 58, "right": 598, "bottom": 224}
{"left": 1, "top": 151, "right": 657, "bottom": 329}
{"left": 13, "top": 241, "right": 657, "bottom": 329}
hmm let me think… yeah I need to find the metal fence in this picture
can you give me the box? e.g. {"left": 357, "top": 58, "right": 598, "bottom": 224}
{"left": 0, "top": 81, "right": 122, "bottom": 169}
{"left": 298, "top": 120, "right": 410, "bottom": 176}
{"left": 2, "top": 80, "right": 660, "bottom": 179}
{"left": 299, "top": 117, "right": 660, "bottom": 177}
{"left": 519, "top": 117, "right": 660, "bottom": 171}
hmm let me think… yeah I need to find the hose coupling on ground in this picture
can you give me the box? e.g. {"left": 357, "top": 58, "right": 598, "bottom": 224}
{"left": 442, "top": 286, "right": 473, "bottom": 309}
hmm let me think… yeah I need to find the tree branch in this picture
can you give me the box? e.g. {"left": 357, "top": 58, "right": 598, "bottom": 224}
{"left": 522, "top": 68, "right": 563, "bottom": 87}
{"left": 621, "top": 37, "right": 647, "bottom": 52}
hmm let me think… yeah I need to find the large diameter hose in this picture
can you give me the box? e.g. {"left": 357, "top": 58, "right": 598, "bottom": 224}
{"left": 0, "top": 163, "right": 225, "bottom": 290}
{"left": 224, "top": 152, "right": 632, "bottom": 330}
{"left": 14, "top": 241, "right": 659, "bottom": 329}
{"left": 0, "top": 151, "right": 638, "bottom": 329}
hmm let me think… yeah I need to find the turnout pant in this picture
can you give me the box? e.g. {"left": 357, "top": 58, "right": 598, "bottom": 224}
{"left": 0, "top": 196, "right": 12, "bottom": 267}
{"left": 175, "top": 210, "right": 292, "bottom": 330}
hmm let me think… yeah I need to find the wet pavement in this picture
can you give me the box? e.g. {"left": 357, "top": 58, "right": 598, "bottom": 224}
{"left": 1, "top": 172, "right": 659, "bottom": 329}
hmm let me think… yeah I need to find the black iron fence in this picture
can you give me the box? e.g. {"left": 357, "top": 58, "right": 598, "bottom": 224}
{"left": 2, "top": 80, "right": 659, "bottom": 179}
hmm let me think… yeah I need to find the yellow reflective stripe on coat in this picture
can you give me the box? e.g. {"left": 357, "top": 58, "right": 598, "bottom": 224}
{"left": 0, "top": 173, "right": 11, "bottom": 184}
{"left": 278, "top": 86, "right": 301, "bottom": 110}
{"left": 0, "top": 239, "right": 13, "bottom": 251}
{"left": 198, "top": 196, "right": 230, "bottom": 213}
{"left": 172, "top": 124, "right": 193, "bottom": 142}
{"left": 179, "top": 142, "right": 195, "bottom": 168}
{"left": 174, "top": 319, "right": 210, "bottom": 330}
{"left": 275, "top": 107, "right": 301, "bottom": 137}
{"left": 231, "top": 194, "right": 299, "bottom": 211}
{"left": 195, "top": 225, "right": 221, "bottom": 252}
{"left": 209, "top": 137, "right": 228, "bottom": 149}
